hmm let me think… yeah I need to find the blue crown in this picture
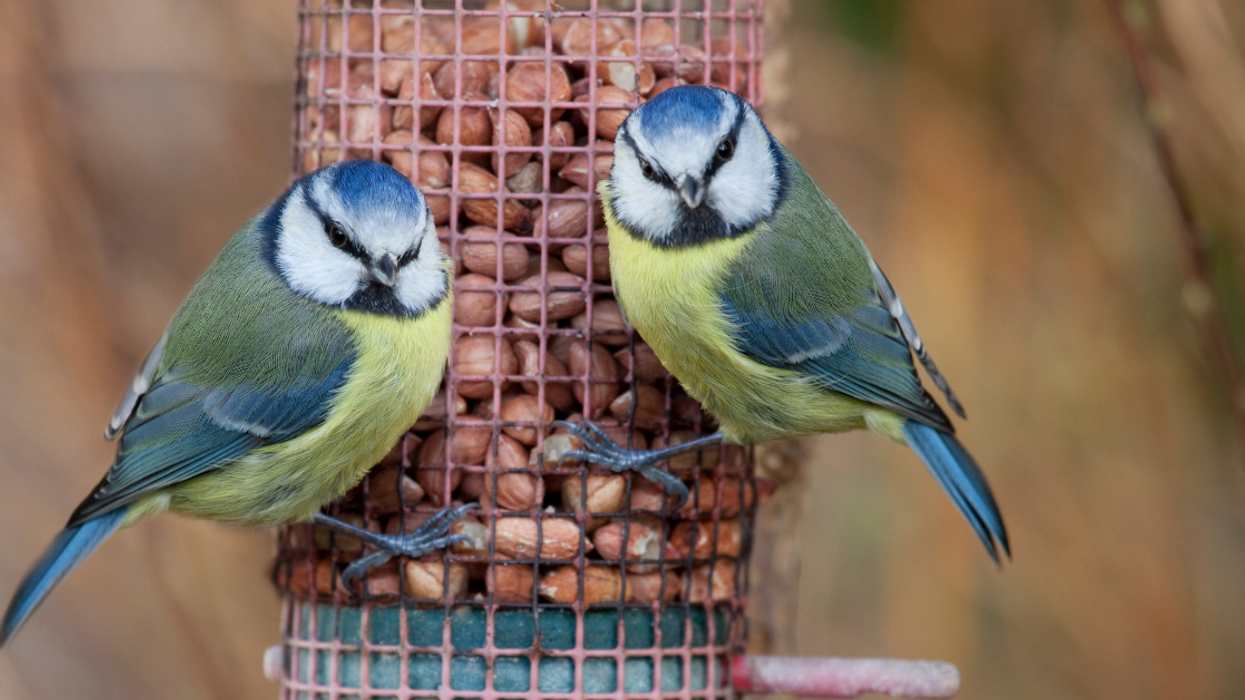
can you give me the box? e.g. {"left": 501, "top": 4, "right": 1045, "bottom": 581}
{"left": 328, "top": 159, "right": 422, "bottom": 220}
{"left": 638, "top": 85, "right": 734, "bottom": 136}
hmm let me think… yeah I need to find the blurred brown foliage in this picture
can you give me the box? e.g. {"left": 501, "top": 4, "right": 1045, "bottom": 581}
{"left": 2, "top": 1, "right": 1245, "bottom": 699}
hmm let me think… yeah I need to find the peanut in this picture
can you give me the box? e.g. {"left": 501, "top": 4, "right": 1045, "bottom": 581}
{"left": 561, "top": 239, "right": 611, "bottom": 281}
{"left": 493, "top": 517, "right": 585, "bottom": 560}
{"left": 405, "top": 561, "right": 468, "bottom": 600}
{"left": 541, "top": 187, "right": 594, "bottom": 239}
{"left": 491, "top": 563, "right": 536, "bottom": 603}
{"left": 454, "top": 334, "right": 518, "bottom": 399}
{"left": 461, "top": 236, "right": 531, "bottom": 281}
{"left": 540, "top": 565, "right": 631, "bottom": 604}
{"left": 513, "top": 340, "right": 576, "bottom": 411}
{"left": 679, "top": 478, "right": 754, "bottom": 518}
{"left": 629, "top": 475, "right": 678, "bottom": 514}
{"left": 449, "top": 518, "right": 491, "bottom": 556}
{"left": 570, "top": 299, "right": 629, "bottom": 345}
{"left": 558, "top": 149, "right": 613, "bottom": 190}
{"left": 457, "top": 163, "right": 534, "bottom": 233}
{"left": 436, "top": 93, "right": 492, "bottom": 163}
{"left": 568, "top": 341, "right": 621, "bottom": 417}
{"left": 278, "top": 558, "right": 339, "bottom": 597}
{"left": 562, "top": 474, "right": 626, "bottom": 527}
{"left": 612, "top": 342, "right": 668, "bottom": 382}
{"left": 505, "top": 161, "right": 544, "bottom": 194}
{"left": 607, "top": 385, "right": 665, "bottom": 430}
{"left": 597, "top": 40, "right": 656, "bottom": 94}
{"left": 433, "top": 59, "right": 494, "bottom": 100}
{"left": 630, "top": 571, "right": 683, "bottom": 604}
{"left": 454, "top": 273, "right": 505, "bottom": 328}
{"left": 558, "top": 17, "right": 634, "bottom": 57}
{"left": 592, "top": 519, "right": 676, "bottom": 574}
{"left": 499, "top": 394, "right": 554, "bottom": 446}
{"left": 366, "top": 466, "right": 426, "bottom": 514}
{"left": 509, "top": 271, "right": 587, "bottom": 322}
{"left": 536, "top": 432, "right": 585, "bottom": 470}
{"left": 639, "top": 18, "right": 674, "bottom": 48}
{"left": 483, "top": 438, "right": 540, "bottom": 511}
{"left": 575, "top": 86, "right": 633, "bottom": 140}
{"left": 505, "top": 61, "right": 572, "bottom": 127}
{"left": 687, "top": 560, "right": 736, "bottom": 602}
{"left": 648, "top": 75, "right": 686, "bottom": 98}
{"left": 670, "top": 519, "right": 742, "bottom": 560}
{"left": 490, "top": 108, "right": 533, "bottom": 177}
{"left": 534, "top": 120, "right": 575, "bottom": 170}
{"left": 365, "top": 562, "right": 402, "bottom": 597}
{"left": 392, "top": 70, "right": 442, "bottom": 131}
{"left": 325, "top": 14, "right": 374, "bottom": 54}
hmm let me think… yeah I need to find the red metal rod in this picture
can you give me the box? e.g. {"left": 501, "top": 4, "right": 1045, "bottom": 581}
{"left": 731, "top": 655, "right": 960, "bottom": 699}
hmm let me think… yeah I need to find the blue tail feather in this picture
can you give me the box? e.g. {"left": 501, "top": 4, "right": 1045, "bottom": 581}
{"left": 2, "top": 506, "right": 128, "bottom": 645}
{"left": 902, "top": 421, "right": 1010, "bottom": 563}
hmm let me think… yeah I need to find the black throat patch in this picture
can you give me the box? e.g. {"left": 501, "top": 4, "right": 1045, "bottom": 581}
{"left": 344, "top": 283, "right": 410, "bottom": 317}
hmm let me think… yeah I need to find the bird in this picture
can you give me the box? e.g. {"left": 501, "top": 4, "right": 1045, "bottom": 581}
{"left": 558, "top": 85, "right": 1009, "bottom": 563}
{"left": 2, "top": 159, "right": 472, "bottom": 645}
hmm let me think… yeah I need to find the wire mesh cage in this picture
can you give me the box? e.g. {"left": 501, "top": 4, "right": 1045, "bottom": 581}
{"left": 275, "top": 1, "right": 765, "bottom": 697}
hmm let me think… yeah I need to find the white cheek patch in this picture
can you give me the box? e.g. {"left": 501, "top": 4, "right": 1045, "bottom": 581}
{"left": 393, "top": 217, "right": 449, "bottom": 314}
{"left": 707, "top": 116, "right": 779, "bottom": 230}
{"left": 610, "top": 143, "right": 684, "bottom": 242}
{"left": 275, "top": 190, "right": 366, "bottom": 306}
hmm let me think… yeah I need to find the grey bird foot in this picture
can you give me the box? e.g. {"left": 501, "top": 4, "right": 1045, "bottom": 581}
{"left": 553, "top": 420, "right": 715, "bottom": 508}
{"left": 314, "top": 504, "right": 476, "bottom": 589}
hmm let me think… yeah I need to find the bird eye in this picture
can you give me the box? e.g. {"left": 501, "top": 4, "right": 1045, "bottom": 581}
{"left": 716, "top": 139, "right": 735, "bottom": 163}
{"left": 638, "top": 158, "right": 656, "bottom": 180}
{"left": 326, "top": 222, "right": 348, "bottom": 249}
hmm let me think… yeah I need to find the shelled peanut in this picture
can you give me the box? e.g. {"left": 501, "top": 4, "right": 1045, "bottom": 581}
{"left": 284, "top": 7, "right": 759, "bottom": 607}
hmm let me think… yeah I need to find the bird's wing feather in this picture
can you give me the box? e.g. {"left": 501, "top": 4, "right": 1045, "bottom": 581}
{"left": 104, "top": 330, "right": 168, "bottom": 440}
{"left": 719, "top": 155, "right": 952, "bottom": 431}
{"left": 70, "top": 220, "right": 358, "bottom": 526}
{"left": 69, "top": 361, "right": 351, "bottom": 526}
{"left": 721, "top": 287, "right": 952, "bottom": 431}
{"left": 868, "top": 259, "right": 965, "bottom": 418}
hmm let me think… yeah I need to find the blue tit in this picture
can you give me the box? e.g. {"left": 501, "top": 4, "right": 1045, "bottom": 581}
{"left": 559, "top": 85, "right": 1008, "bottom": 563}
{"left": 2, "top": 159, "right": 471, "bottom": 645}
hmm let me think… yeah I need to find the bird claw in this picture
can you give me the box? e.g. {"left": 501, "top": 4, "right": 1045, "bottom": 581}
{"left": 555, "top": 420, "right": 689, "bottom": 508}
{"left": 339, "top": 504, "right": 476, "bottom": 590}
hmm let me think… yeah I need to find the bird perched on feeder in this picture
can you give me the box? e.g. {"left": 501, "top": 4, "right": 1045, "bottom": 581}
{"left": 559, "top": 85, "right": 1009, "bottom": 562}
{"left": 2, "top": 159, "right": 471, "bottom": 645}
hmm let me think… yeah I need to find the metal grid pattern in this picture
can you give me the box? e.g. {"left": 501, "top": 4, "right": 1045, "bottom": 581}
{"left": 276, "top": 1, "right": 765, "bottom": 697}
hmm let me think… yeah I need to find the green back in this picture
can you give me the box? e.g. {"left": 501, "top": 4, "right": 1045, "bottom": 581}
{"left": 720, "top": 152, "right": 951, "bottom": 431}
{"left": 162, "top": 217, "right": 355, "bottom": 392}
{"left": 69, "top": 214, "right": 358, "bottom": 525}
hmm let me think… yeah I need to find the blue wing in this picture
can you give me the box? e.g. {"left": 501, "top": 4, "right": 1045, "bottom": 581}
{"left": 68, "top": 359, "right": 352, "bottom": 527}
{"left": 721, "top": 284, "right": 952, "bottom": 432}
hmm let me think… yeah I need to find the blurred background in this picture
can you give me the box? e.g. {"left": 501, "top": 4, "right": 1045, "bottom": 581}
{"left": 3, "top": 1, "right": 1245, "bottom": 698}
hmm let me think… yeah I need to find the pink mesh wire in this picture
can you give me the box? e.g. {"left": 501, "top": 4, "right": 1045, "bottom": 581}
{"left": 276, "top": 2, "right": 766, "bottom": 698}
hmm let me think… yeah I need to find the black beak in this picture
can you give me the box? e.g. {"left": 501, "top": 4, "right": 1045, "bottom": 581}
{"left": 677, "top": 174, "right": 705, "bottom": 209}
{"left": 370, "top": 253, "right": 398, "bottom": 287}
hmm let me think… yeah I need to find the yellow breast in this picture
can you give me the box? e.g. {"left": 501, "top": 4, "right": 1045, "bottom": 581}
{"left": 162, "top": 292, "right": 453, "bottom": 526}
{"left": 601, "top": 183, "right": 872, "bottom": 444}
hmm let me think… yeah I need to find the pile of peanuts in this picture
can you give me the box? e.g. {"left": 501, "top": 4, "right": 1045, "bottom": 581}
{"left": 281, "top": 4, "right": 761, "bottom": 608}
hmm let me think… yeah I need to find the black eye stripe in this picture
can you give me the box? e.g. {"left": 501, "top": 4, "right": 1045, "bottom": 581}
{"left": 302, "top": 190, "right": 368, "bottom": 261}
{"left": 321, "top": 217, "right": 367, "bottom": 261}
{"left": 397, "top": 236, "right": 423, "bottom": 268}
{"left": 703, "top": 106, "right": 748, "bottom": 181}
{"left": 618, "top": 129, "right": 675, "bottom": 188}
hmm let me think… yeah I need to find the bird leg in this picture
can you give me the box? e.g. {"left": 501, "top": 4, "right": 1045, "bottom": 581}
{"left": 314, "top": 503, "right": 475, "bottom": 587}
{"left": 553, "top": 420, "right": 726, "bottom": 507}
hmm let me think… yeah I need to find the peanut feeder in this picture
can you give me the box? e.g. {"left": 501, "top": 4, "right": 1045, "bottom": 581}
{"left": 275, "top": 1, "right": 764, "bottom": 697}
